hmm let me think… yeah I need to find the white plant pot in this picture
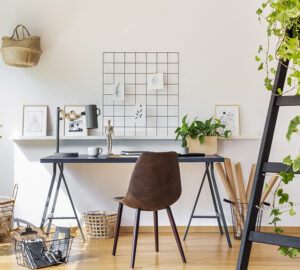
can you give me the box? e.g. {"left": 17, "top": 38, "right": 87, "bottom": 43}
{"left": 186, "top": 136, "right": 218, "bottom": 155}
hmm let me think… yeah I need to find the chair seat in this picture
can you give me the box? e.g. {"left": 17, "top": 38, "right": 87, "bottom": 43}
{"left": 114, "top": 196, "right": 125, "bottom": 202}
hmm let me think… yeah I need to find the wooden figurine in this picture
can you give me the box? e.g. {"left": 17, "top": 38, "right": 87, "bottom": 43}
{"left": 105, "top": 120, "right": 114, "bottom": 155}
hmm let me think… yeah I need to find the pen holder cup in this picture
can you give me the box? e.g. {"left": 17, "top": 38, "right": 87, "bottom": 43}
{"left": 14, "top": 234, "right": 74, "bottom": 269}
{"left": 84, "top": 211, "right": 117, "bottom": 239}
{"left": 224, "top": 199, "right": 265, "bottom": 240}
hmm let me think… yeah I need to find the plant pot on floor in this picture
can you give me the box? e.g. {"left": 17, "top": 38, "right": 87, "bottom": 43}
{"left": 186, "top": 136, "right": 217, "bottom": 155}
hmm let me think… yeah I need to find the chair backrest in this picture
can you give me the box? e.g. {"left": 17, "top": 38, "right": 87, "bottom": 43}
{"left": 122, "top": 152, "right": 182, "bottom": 211}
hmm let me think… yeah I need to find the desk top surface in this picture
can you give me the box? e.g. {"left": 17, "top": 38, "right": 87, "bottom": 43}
{"left": 40, "top": 154, "right": 224, "bottom": 164}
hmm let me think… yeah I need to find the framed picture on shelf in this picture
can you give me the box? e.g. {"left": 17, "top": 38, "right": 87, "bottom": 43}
{"left": 215, "top": 104, "right": 240, "bottom": 136}
{"left": 22, "top": 105, "right": 47, "bottom": 136}
{"left": 64, "top": 105, "right": 87, "bottom": 136}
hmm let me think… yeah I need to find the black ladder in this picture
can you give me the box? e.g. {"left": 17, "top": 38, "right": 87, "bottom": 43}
{"left": 236, "top": 59, "right": 300, "bottom": 269}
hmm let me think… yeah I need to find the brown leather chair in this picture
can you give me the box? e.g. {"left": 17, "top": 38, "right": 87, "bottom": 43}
{"left": 112, "top": 151, "right": 186, "bottom": 268}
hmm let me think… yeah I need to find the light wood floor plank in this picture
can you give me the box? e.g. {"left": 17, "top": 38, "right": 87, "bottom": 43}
{"left": 1, "top": 232, "right": 300, "bottom": 269}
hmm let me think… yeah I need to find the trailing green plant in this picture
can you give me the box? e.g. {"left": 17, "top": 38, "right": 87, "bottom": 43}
{"left": 256, "top": 0, "right": 300, "bottom": 258}
{"left": 174, "top": 115, "right": 231, "bottom": 147}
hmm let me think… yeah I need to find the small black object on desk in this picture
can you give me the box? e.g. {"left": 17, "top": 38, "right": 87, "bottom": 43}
{"left": 40, "top": 154, "right": 231, "bottom": 247}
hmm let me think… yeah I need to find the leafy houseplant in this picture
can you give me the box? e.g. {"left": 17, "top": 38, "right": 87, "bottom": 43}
{"left": 175, "top": 115, "right": 231, "bottom": 154}
{"left": 256, "top": 0, "right": 300, "bottom": 258}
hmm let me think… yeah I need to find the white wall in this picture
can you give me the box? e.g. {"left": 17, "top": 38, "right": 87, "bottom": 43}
{"left": 1, "top": 0, "right": 300, "bottom": 228}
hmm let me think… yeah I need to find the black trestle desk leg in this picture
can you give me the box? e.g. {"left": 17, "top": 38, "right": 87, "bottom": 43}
{"left": 207, "top": 169, "right": 223, "bottom": 235}
{"left": 58, "top": 163, "right": 85, "bottom": 242}
{"left": 46, "top": 169, "right": 63, "bottom": 235}
{"left": 40, "top": 163, "right": 57, "bottom": 230}
{"left": 209, "top": 162, "right": 232, "bottom": 248}
{"left": 183, "top": 163, "right": 209, "bottom": 241}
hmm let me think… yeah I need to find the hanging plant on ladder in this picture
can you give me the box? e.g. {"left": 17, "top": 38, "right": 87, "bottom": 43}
{"left": 256, "top": 0, "right": 300, "bottom": 258}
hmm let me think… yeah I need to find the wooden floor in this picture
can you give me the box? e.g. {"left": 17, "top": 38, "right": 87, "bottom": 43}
{"left": 1, "top": 232, "right": 300, "bottom": 270}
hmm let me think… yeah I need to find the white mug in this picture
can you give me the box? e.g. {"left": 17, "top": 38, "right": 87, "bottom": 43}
{"left": 88, "top": 146, "right": 103, "bottom": 157}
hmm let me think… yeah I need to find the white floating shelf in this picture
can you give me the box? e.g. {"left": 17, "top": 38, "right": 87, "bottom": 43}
{"left": 10, "top": 136, "right": 176, "bottom": 141}
{"left": 10, "top": 135, "right": 261, "bottom": 141}
{"left": 219, "top": 135, "right": 261, "bottom": 140}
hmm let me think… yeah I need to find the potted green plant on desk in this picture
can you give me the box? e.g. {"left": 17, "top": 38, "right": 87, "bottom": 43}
{"left": 175, "top": 115, "right": 231, "bottom": 155}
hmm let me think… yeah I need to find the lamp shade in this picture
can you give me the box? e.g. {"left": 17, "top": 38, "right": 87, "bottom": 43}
{"left": 85, "top": 104, "right": 100, "bottom": 129}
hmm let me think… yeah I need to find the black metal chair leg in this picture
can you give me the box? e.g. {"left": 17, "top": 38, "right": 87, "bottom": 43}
{"left": 166, "top": 207, "right": 186, "bottom": 263}
{"left": 154, "top": 210, "right": 159, "bottom": 252}
{"left": 112, "top": 202, "right": 123, "bottom": 256}
{"left": 131, "top": 209, "right": 141, "bottom": 268}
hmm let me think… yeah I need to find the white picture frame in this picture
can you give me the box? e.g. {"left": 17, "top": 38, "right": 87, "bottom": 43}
{"left": 215, "top": 104, "right": 240, "bottom": 136}
{"left": 147, "top": 73, "right": 164, "bottom": 90}
{"left": 23, "top": 105, "right": 47, "bottom": 136}
{"left": 64, "top": 105, "right": 87, "bottom": 136}
{"left": 113, "top": 82, "right": 125, "bottom": 101}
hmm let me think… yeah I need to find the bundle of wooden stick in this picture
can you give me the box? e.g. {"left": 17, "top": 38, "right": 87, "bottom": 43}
{"left": 215, "top": 159, "right": 279, "bottom": 238}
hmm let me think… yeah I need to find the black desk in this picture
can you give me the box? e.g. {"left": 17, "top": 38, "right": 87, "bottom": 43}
{"left": 40, "top": 154, "right": 232, "bottom": 247}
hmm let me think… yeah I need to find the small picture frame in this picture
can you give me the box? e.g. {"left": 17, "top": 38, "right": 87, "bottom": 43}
{"left": 113, "top": 82, "right": 125, "bottom": 101}
{"left": 64, "top": 105, "right": 87, "bottom": 136}
{"left": 147, "top": 73, "right": 164, "bottom": 90}
{"left": 215, "top": 105, "right": 240, "bottom": 136}
{"left": 23, "top": 105, "right": 47, "bottom": 136}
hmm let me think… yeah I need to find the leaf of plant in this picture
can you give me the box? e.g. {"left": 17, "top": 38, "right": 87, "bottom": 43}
{"left": 256, "top": 8, "right": 263, "bottom": 15}
{"left": 283, "top": 155, "right": 293, "bottom": 165}
{"left": 293, "top": 156, "right": 300, "bottom": 172}
{"left": 289, "top": 208, "right": 296, "bottom": 216}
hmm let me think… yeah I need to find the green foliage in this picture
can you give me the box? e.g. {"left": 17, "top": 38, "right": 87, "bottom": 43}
{"left": 174, "top": 115, "right": 231, "bottom": 147}
{"left": 278, "top": 246, "right": 300, "bottom": 258}
{"left": 256, "top": 0, "right": 300, "bottom": 258}
{"left": 286, "top": 116, "right": 300, "bottom": 141}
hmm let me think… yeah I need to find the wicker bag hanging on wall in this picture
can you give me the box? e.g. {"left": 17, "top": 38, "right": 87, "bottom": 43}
{"left": 1, "top": 24, "right": 42, "bottom": 68}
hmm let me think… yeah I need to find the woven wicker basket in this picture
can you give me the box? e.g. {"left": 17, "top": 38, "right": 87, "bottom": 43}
{"left": 1, "top": 25, "right": 42, "bottom": 68}
{"left": 84, "top": 211, "right": 117, "bottom": 239}
{"left": 0, "top": 184, "right": 18, "bottom": 240}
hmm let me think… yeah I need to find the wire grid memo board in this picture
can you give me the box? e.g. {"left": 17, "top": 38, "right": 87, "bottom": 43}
{"left": 102, "top": 52, "right": 179, "bottom": 137}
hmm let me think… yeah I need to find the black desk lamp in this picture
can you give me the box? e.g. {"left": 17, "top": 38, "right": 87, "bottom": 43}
{"left": 54, "top": 104, "right": 101, "bottom": 157}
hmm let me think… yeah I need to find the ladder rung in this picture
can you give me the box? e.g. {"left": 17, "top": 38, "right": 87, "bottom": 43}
{"left": 262, "top": 162, "right": 300, "bottom": 174}
{"left": 276, "top": 96, "right": 300, "bottom": 106}
{"left": 249, "top": 231, "right": 300, "bottom": 248}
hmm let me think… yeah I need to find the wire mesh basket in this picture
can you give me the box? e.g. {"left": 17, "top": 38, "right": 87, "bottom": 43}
{"left": 84, "top": 211, "right": 117, "bottom": 239}
{"left": 14, "top": 234, "right": 74, "bottom": 269}
{"left": 224, "top": 199, "right": 266, "bottom": 240}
